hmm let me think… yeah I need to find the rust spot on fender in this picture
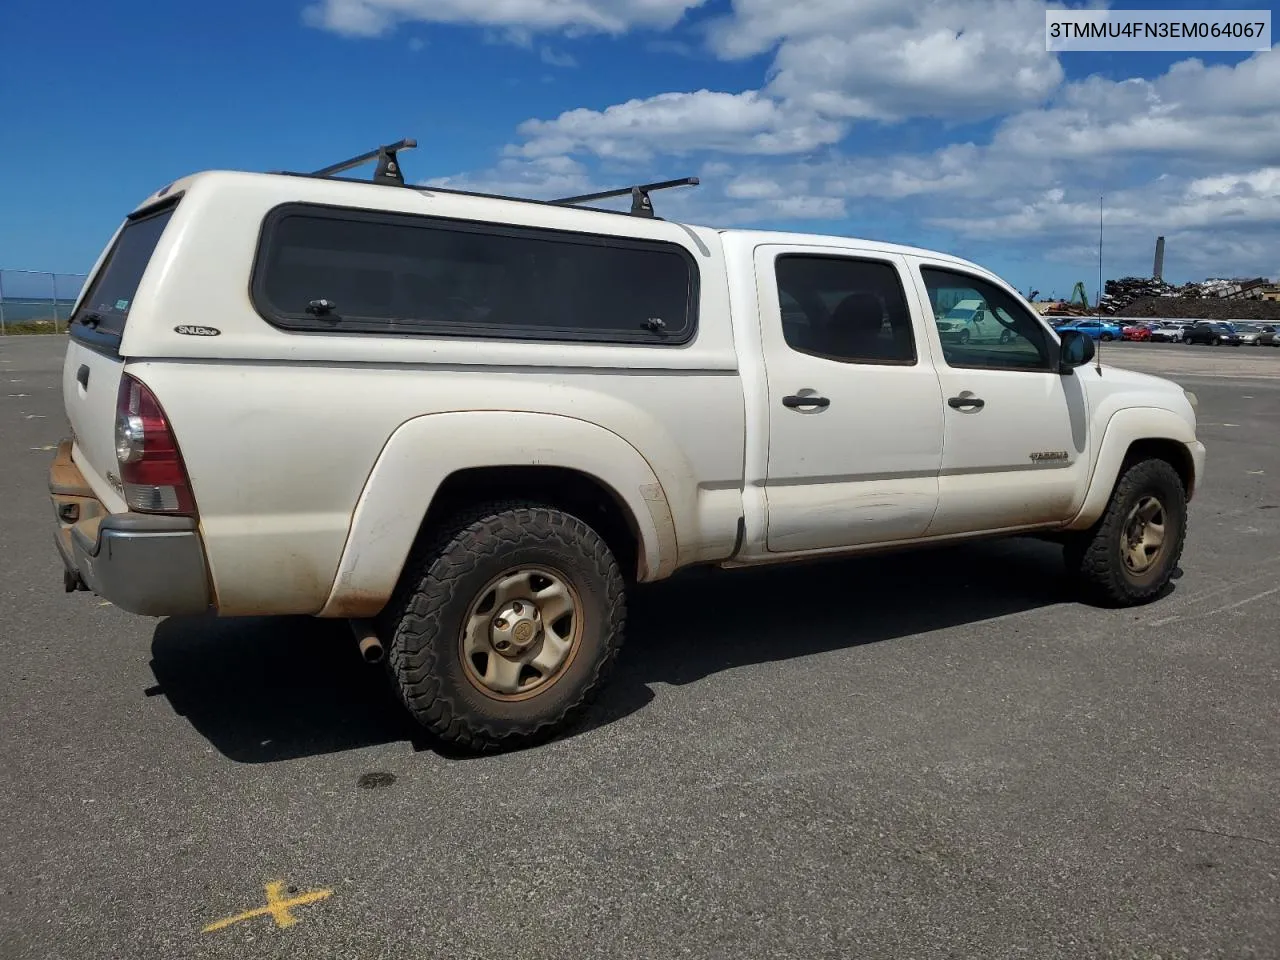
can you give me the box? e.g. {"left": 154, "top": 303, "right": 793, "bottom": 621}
{"left": 637, "top": 484, "right": 678, "bottom": 581}
{"left": 323, "top": 590, "right": 390, "bottom": 619}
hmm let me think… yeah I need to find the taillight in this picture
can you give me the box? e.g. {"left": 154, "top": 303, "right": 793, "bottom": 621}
{"left": 115, "top": 374, "right": 197, "bottom": 515}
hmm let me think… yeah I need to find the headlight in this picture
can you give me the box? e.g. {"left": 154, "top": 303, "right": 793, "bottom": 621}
{"left": 1183, "top": 389, "right": 1198, "bottom": 410}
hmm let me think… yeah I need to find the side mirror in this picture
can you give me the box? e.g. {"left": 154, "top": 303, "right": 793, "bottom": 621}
{"left": 1058, "top": 329, "right": 1095, "bottom": 372}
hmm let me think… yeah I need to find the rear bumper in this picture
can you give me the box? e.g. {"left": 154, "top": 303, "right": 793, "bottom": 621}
{"left": 50, "top": 439, "right": 213, "bottom": 617}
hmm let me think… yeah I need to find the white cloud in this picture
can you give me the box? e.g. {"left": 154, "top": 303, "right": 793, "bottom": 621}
{"left": 1187, "top": 167, "right": 1280, "bottom": 200}
{"left": 422, "top": 154, "right": 596, "bottom": 201}
{"left": 712, "top": 0, "right": 1065, "bottom": 121}
{"left": 303, "top": 0, "right": 707, "bottom": 37}
{"left": 539, "top": 46, "right": 577, "bottom": 67}
{"left": 992, "top": 51, "right": 1280, "bottom": 163}
{"left": 933, "top": 171, "right": 1280, "bottom": 238}
{"left": 509, "top": 89, "right": 847, "bottom": 161}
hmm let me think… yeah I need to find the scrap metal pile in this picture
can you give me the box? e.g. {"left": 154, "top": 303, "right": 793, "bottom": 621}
{"left": 1099, "top": 276, "right": 1279, "bottom": 320}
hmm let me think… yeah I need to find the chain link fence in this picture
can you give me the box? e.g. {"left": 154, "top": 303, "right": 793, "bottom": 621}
{"left": 0, "top": 269, "right": 88, "bottom": 335}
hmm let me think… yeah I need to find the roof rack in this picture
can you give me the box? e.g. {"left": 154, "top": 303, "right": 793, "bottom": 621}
{"left": 308, "top": 138, "right": 418, "bottom": 186}
{"left": 273, "top": 137, "right": 700, "bottom": 219}
{"left": 553, "top": 177, "right": 700, "bottom": 219}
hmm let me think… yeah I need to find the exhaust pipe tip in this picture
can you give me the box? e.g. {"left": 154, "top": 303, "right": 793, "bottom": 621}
{"left": 350, "top": 619, "right": 385, "bottom": 665}
{"left": 359, "top": 635, "right": 385, "bottom": 664}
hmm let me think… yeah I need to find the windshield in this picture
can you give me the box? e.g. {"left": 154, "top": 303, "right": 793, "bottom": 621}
{"left": 71, "top": 204, "right": 176, "bottom": 337}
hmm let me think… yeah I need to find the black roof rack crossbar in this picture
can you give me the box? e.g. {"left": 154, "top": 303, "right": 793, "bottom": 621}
{"left": 269, "top": 137, "right": 698, "bottom": 218}
{"left": 307, "top": 138, "right": 418, "bottom": 186}
{"left": 553, "top": 177, "right": 699, "bottom": 218}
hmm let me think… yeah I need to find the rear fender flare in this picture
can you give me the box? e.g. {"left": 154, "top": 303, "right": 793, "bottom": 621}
{"left": 318, "top": 411, "right": 677, "bottom": 618}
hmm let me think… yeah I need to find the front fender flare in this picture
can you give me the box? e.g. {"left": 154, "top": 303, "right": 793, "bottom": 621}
{"left": 1065, "top": 406, "right": 1200, "bottom": 531}
{"left": 318, "top": 411, "right": 678, "bottom": 618}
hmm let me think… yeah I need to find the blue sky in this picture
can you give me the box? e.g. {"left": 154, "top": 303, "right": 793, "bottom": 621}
{"left": 0, "top": 0, "right": 1275, "bottom": 299}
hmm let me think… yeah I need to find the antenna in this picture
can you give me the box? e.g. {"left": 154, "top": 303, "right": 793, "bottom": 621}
{"left": 1096, "top": 194, "right": 1104, "bottom": 376}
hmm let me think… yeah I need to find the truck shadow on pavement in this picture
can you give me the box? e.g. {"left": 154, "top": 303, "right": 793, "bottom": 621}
{"left": 146, "top": 536, "right": 1172, "bottom": 763}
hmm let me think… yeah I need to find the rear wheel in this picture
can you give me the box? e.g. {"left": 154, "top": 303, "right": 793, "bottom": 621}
{"left": 382, "top": 502, "right": 626, "bottom": 752}
{"left": 1101, "top": 333, "right": 1114, "bottom": 341}
{"left": 1064, "top": 458, "right": 1187, "bottom": 607}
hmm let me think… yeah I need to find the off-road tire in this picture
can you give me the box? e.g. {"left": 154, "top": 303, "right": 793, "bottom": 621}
{"left": 1064, "top": 458, "right": 1187, "bottom": 607}
{"left": 381, "top": 502, "right": 626, "bottom": 753}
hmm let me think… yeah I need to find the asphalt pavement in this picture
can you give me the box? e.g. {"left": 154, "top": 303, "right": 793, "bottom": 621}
{"left": 1, "top": 335, "right": 1277, "bottom": 960}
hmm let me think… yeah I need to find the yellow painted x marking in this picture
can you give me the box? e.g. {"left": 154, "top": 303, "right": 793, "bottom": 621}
{"left": 203, "top": 881, "right": 333, "bottom": 933}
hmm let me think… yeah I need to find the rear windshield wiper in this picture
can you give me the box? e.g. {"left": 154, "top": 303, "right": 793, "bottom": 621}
{"left": 77, "top": 311, "right": 104, "bottom": 329}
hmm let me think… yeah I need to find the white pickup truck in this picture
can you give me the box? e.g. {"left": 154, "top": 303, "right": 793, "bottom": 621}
{"left": 50, "top": 141, "right": 1205, "bottom": 752}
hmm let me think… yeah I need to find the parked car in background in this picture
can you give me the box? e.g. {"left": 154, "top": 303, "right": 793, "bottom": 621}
{"left": 1150, "top": 323, "right": 1186, "bottom": 343}
{"left": 1185, "top": 322, "right": 1242, "bottom": 346}
{"left": 1054, "top": 318, "right": 1125, "bottom": 341}
{"left": 1235, "top": 322, "right": 1279, "bottom": 346}
{"left": 934, "top": 298, "right": 1021, "bottom": 345}
{"left": 1122, "top": 323, "right": 1152, "bottom": 341}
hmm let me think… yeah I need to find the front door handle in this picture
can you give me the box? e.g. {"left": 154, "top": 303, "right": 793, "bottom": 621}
{"left": 76, "top": 364, "right": 90, "bottom": 389}
{"left": 783, "top": 394, "right": 831, "bottom": 410}
{"left": 948, "top": 395, "right": 985, "bottom": 410}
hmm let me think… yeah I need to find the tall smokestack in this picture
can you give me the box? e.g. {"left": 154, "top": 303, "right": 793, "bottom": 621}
{"left": 1153, "top": 236, "right": 1165, "bottom": 280}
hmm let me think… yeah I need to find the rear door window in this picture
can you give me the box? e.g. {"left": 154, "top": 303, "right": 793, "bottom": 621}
{"left": 72, "top": 203, "right": 177, "bottom": 337}
{"left": 773, "top": 254, "right": 917, "bottom": 364}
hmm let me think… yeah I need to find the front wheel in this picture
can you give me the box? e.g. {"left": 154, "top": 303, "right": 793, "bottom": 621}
{"left": 1100, "top": 333, "right": 1114, "bottom": 341}
{"left": 382, "top": 503, "right": 626, "bottom": 752}
{"left": 1064, "top": 458, "right": 1187, "bottom": 607}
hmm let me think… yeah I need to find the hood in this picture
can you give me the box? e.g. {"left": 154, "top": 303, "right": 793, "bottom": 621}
{"left": 1081, "top": 361, "right": 1198, "bottom": 432}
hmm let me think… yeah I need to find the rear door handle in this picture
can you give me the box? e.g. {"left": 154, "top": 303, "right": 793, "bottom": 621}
{"left": 948, "top": 395, "right": 984, "bottom": 410}
{"left": 783, "top": 394, "right": 831, "bottom": 409}
{"left": 76, "top": 365, "right": 90, "bottom": 389}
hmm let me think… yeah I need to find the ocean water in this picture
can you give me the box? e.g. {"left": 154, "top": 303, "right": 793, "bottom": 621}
{"left": 0, "top": 297, "right": 79, "bottom": 324}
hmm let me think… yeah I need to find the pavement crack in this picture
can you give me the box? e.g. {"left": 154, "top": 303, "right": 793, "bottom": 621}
{"left": 1185, "top": 826, "right": 1278, "bottom": 847}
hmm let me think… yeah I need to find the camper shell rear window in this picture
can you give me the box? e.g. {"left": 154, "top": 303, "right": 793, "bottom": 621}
{"left": 71, "top": 200, "right": 178, "bottom": 340}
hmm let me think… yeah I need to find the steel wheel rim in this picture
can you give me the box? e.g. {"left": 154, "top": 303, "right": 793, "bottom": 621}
{"left": 458, "top": 565, "right": 583, "bottom": 701}
{"left": 1122, "top": 495, "right": 1167, "bottom": 574}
